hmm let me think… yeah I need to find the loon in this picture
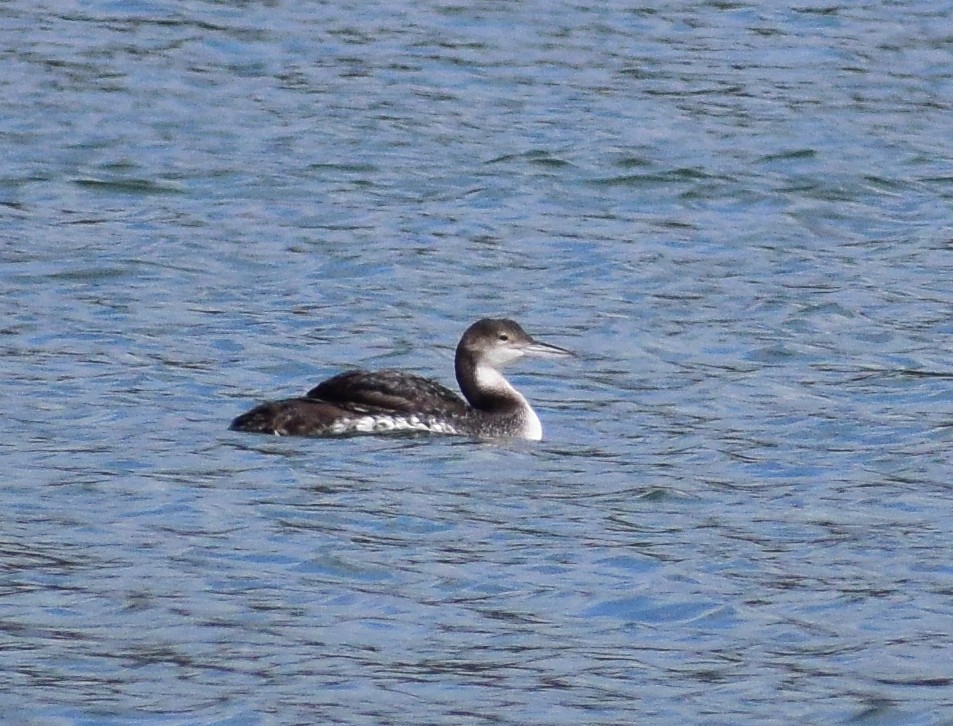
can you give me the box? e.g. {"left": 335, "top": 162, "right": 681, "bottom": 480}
{"left": 229, "top": 318, "right": 573, "bottom": 440}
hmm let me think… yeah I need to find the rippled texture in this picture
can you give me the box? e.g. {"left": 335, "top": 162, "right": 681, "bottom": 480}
{"left": 2, "top": 1, "right": 953, "bottom": 723}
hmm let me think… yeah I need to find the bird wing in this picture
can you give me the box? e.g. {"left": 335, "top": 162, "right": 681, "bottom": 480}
{"left": 306, "top": 370, "right": 468, "bottom": 416}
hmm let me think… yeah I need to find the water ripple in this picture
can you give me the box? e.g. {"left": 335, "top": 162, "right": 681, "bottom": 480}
{"left": 2, "top": 0, "right": 953, "bottom": 723}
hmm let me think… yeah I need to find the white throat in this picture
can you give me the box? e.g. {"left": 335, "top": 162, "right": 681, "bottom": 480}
{"left": 473, "top": 363, "right": 543, "bottom": 441}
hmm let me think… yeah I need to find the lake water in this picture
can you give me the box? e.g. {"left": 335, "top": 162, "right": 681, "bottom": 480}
{"left": 2, "top": 1, "right": 953, "bottom": 723}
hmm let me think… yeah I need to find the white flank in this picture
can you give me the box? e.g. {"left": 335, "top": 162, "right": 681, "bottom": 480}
{"left": 329, "top": 416, "right": 458, "bottom": 436}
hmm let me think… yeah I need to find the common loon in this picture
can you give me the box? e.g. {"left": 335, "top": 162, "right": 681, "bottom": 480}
{"left": 229, "top": 318, "right": 573, "bottom": 440}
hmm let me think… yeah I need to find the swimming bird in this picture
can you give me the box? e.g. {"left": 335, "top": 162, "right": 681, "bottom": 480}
{"left": 229, "top": 318, "right": 573, "bottom": 440}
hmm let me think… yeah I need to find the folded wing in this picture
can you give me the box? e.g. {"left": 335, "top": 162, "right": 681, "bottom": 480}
{"left": 306, "top": 369, "right": 468, "bottom": 417}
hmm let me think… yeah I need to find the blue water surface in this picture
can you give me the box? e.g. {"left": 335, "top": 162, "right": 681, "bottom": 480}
{"left": 2, "top": 1, "right": 953, "bottom": 723}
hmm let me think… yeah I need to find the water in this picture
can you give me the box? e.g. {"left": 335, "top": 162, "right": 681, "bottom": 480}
{"left": 2, "top": 1, "right": 953, "bottom": 723}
